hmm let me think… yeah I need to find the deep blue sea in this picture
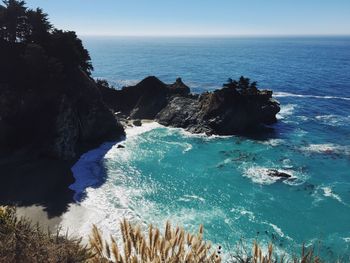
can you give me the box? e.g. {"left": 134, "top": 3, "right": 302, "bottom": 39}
{"left": 65, "top": 37, "right": 350, "bottom": 260}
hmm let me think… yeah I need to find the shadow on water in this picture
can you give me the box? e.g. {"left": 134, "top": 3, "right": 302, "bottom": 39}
{"left": 240, "top": 126, "right": 278, "bottom": 140}
{"left": 70, "top": 141, "right": 120, "bottom": 203}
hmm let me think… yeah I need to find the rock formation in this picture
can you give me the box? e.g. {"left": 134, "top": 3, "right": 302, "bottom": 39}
{"left": 99, "top": 76, "right": 280, "bottom": 135}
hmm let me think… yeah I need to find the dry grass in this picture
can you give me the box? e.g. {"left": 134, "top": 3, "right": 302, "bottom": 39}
{"left": 1, "top": 206, "right": 331, "bottom": 263}
{"left": 228, "top": 240, "right": 324, "bottom": 263}
{"left": 88, "top": 219, "right": 221, "bottom": 263}
{"left": 0, "top": 206, "right": 92, "bottom": 263}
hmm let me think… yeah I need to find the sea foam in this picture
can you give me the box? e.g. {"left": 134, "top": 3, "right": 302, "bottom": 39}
{"left": 300, "top": 143, "right": 350, "bottom": 156}
{"left": 322, "top": 187, "right": 343, "bottom": 203}
{"left": 315, "top": 114, "right": 350, "bottom": 127}
{"left": 277, "top": 104, "right": 296, "bottom": 120}
{"left": 242, "top": 165, "right": 297, "bottom": 185}
{"left": 274, "top": 91, "right": 350, "bottom": 101}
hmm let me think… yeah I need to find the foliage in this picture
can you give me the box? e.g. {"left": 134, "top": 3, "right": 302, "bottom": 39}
{"left": 0, "top": 0, "right": 93, "bottom": 78}
{"left": 26, "top": 7, "right": 52, "bottom": 45}
{"left": 223, "top": 76, "right": 258, "bottom": 95}
{"left": 49, "top": 29, "right": 93, "bottom": 74}
{"left": 89, "top": 219, "right": 221, "bottom": 263}
{"left": 96, "top": 79, "right": 112, "bottom": 89}
{"left": 0, "top": 0, "right": 27, "bottom": 42}
{"left": 0, "top": 206, "right": 92, "bottom": 263}
{"left": 0, "top": 206, "right": 336, "bottom": 263}
{"left": 227, "top": 240, "right": 324, "bottom": 263}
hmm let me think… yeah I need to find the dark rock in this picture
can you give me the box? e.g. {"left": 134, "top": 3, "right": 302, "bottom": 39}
{"left": 157, "top": 81, "right": 280, "bottom": 135}
{"left": 99, "top": 76, "right": 168, "bottom": 119}
{"left": 100, "top": 76, "right": 281, "bottom": 136}
{"left": 267, "top": 169, "right": 292, "bottom": 179}
{"left": 99, "top": 76, "right": 191, "bottom": 120}
{"left": 117, "top": 144, "right": 125, "bottom": 149}
{"left": 133, "top": 119, "right": 142, "bottom": 126}
{"left": 168, "top": 77, "right": 190, "bottom": 96}
{"left": 0, "top": 70, "right": 125, "bottom": 160}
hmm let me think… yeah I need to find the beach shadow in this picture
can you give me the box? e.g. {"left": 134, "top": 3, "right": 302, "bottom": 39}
{"left": 0, "top": 139, "right": 122, "bottom": 218}
{"left": 0, "top": 155, "right": 76, "bottom": 218}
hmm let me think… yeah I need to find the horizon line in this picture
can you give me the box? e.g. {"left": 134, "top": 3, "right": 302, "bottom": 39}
{"left": 78, "top": 33, "right": 350, "bottom": 38}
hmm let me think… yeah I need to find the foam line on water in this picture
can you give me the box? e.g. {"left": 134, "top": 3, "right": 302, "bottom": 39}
{"left": 300, "top": 143, "right": 350, "bottom": 156}
{"left": 274, "top": 91, "right": 350, "bottom": 101}
{"left": 315, "top": 115, "right": 350, "bottom": 126}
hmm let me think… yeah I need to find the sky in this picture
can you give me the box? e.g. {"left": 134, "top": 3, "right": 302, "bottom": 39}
{"left": 23, "top": 0, "right": 350, "bottom": 36}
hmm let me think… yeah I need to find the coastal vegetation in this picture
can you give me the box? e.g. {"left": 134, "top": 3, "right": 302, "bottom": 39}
{"left": 0, "top": 206, "right": 91, "bottom": 262}
{"left": 0, "top": 0, "right": 93, "bottom": 78}
{"left": 1, "top": 206, "right": 326, "bottom": 263}
{"left": 223, "top": 76, "right": 259, "bottom": 95}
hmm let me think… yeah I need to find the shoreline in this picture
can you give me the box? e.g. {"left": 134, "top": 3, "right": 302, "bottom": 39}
{"left": 12, "top": 120, "right": 162, "bottom": 236}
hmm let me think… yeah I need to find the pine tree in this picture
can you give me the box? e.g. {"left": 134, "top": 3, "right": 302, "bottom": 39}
{"left": 0, "top": 0, "right": 28, "bottom": 42}
{"left": 26, "top": 8, "right": 52, "bottom": 45}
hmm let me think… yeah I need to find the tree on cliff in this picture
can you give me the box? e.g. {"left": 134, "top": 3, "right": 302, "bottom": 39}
{"left": 0, "top": 0, "right": 27, "bottom": 43}
{"left": 223, "top": 76, "right": 259, "bottom": 95}
{"left": 0, "top": 0, "right": 93, "bottom": 77}
{"left": 49, "top": 30, "right": 93, "bottom": 74}
{"left": 26, "top": 8, "right": 52, "bottom": 45}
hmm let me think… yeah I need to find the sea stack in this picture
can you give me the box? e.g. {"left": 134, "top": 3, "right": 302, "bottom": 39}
{"left": 99, "top": 76, "right": 280, "bottom": 135}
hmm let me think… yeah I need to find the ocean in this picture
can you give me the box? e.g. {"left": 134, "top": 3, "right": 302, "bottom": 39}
{"left": 63, "top": 37, "right": 350, "bottom": 260}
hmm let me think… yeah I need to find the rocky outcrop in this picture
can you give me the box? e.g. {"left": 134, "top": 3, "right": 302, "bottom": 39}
{"left": 157, "top": 86, "right": 280, "bottom": 135}
{"left": 100, "top": 76, "right": 280, "bottom": 135}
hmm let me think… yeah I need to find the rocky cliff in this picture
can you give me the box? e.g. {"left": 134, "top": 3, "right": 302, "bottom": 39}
{"left": 0, "top": 69, "right": 124, "bottom": 160}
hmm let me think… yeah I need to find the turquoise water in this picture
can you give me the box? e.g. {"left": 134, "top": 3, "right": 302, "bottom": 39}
{"left": 69, "top": 37, "right": 350, "bottom": 260}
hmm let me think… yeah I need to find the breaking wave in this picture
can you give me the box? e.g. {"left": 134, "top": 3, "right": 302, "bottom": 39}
{"left": 277, "top": 104, "right": 296, "bottom": 120}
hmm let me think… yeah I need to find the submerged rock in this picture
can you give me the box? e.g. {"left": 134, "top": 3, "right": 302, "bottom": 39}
{"left": 267, "top": 169, "right": 292, "bottom": 179}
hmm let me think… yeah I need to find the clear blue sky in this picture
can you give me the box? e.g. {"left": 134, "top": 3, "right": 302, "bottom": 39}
{"left": 24, "top": 0, "right": 350, "bottom": 36}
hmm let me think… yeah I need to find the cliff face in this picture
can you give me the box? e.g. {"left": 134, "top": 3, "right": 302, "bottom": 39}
{"left": 0, "top": 67, "right": 125, "bottom": 216}
{"left": 0, "top": 70, "right": 125, "bottom": 160}
{"left": 100, "top": 76, "right": 280, "bottom": 135}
